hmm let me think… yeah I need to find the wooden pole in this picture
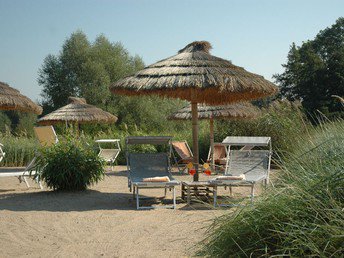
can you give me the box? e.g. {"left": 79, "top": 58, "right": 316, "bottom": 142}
{"left": 210, "top": 118, "right": 215, "bottom": 172}
{"left": 191, "top": 99, "right": 199, "bottom": 181}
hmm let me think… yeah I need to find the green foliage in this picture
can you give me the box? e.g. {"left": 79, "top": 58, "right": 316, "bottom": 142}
{"left": 213, "top": 100, "right": 309, "bottom": 158}
{"left": 274, "top": 17, "right": 344, "bottom": 119}
{"left": 198, "top": 120, "right": 344, "bottom": 257}
{"left": 38, "top": 30, "right": 145, "bottom": 113}
{"left": 34, "top": 135, "right": 105, "bottom": 191}
{"left": 37, "top": 30, "right": 186, "bottom": 134}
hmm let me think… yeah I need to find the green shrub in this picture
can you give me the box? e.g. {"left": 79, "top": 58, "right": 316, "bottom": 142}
{"left": 34, "top": 135, "right": 105, "bottom": 191}
{"left": 197, "top": 119, "right": 344, "bottom": 257}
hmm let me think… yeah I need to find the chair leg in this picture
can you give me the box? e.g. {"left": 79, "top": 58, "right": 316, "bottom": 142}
{"left": 164, "top": 187, "right": 167, "bottom": 197}
{"left": 173, "top": 187, "right": 176, "bottom": 209}
{"left": 229, "top": 186, "right": 233, "bottom": 197}
{"left": 23, "top": 176, "right": 30, "bottom": 188}
{"left": 250, "top": 185, "right": 254, "bottom": 204}
{"left": 213, "top": 186, "right": 217, "bottom": 207}
{"left": 136, "top": 187, "right": 140, "bottom": 209}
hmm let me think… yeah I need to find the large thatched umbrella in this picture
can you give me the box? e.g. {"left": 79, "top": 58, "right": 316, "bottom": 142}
{"left": 37, "top": 97, "right": 117, "bottom": 126}
{"left": 168, "top": 102, "right": 260, "bottom": 171}
{"left": 110, "top": 41, "right": 278, "bottom": 181}
{"left": 0, "top": 81, "right": 42, "bottom": 114}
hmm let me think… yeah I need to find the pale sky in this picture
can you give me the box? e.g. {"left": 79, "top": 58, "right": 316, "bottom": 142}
{"left": 0, "top": 0, "right": 343, "bottom": 102}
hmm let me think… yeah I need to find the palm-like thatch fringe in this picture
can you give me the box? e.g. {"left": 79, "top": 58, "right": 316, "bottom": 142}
{"left": 110, "top": 41, "right": 278, "bottom": 105}
{"left": 37, "top": 97, "right": 118, "bottom": 125}
{"left": 168, "top": 102, "right": 260, "bottom": 120}
{"left": 0, "top": 81, "right": 42, "bottom": 114}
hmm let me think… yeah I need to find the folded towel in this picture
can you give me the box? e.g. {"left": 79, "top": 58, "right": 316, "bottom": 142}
{"left": 215, "top": 174, "right": 246, "bottom": 181}
{"left": 142, "top": 176, "right": 170, "bottom": 182}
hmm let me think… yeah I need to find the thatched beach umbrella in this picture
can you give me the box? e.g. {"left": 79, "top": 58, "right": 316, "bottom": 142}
{"left": 110, "top": 41, "right": 278, "bottom": 181}
{"left": 0, "top": 81, "right": 42, "bottom": 114}
{"left": 37, "top": 97, "right": 117, "bottom": 126}
{"left": 168, "top": 102, "right": 260, "bottom": 171}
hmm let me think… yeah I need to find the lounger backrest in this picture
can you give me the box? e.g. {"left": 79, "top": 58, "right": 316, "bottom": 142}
{"left": 226, "top": 150, "right": 270, "bottom": 182}
{"left": 128, "top": 153, "right": 173, "bottom": 182}
{"left": 172, "top": 141, "right": 193, "bottom": 160}
{"left": 34, "top": 126, "right": 58, "bottom": 147}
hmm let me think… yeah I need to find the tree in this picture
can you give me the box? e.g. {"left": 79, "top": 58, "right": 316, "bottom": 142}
{"left": 38, "top": 30, "right": 145, "bottom": 112}
{"left": 274, "top": 17, "right": 344, "bottom": 119}
{"left": 38, "top": 30, "right": 186, "bottom": 133}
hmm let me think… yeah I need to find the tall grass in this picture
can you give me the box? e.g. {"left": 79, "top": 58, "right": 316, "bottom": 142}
{"left": 0, "top": 133, "right": 37, "bottom": 167}
{"left": 197, "top": 119, "right": 344, "bottom": 257}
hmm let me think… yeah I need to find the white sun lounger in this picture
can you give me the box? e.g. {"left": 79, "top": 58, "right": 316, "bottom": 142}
{"left": 126, "top": 136, "right": 179, "bottom": 210}
{"left": 210, "top": 136, "right": 272, "bottom": 207}
{"left": 0, "top": 126, "right": 58, "bottom": 189}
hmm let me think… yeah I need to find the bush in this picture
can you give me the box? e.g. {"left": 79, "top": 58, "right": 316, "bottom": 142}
{"left": 34, "top": 135, "right": 105, "bottom": 191}
{"left": 197, "top": 119, "right": 344, "bottom": 257}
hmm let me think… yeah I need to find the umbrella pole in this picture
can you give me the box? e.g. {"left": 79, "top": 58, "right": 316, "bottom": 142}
{"left": 191, "top": 101, "right": 199, "bottom": 181}
{"left": 210, "top": 118, "right": 215, "bottom": 172}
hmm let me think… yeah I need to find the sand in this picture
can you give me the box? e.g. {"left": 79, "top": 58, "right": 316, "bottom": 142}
{"left": 0, "top": 166, "right": 261, "bottom": 257}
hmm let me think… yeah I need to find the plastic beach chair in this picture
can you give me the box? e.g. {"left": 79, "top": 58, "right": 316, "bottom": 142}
{"left": 210, "top": 136, "right": 272, "bottom": 207}
{"left": 126, "top": 136, "right": 179, "bottom": 210}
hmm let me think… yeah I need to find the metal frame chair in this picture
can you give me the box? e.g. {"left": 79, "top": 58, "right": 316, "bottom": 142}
{"left": 126, "top": 136, "right": 179, "bottom": 210}
{"left": 210, "top": 136, "right": 272, "bottom": 207}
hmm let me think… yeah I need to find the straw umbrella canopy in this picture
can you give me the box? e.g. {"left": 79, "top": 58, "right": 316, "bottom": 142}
{"left": 0, "top": 81, "right": 42, "bottom": 114}
{"left": 37, "top": 97, "right": 117, "bottom": 126}
{"left": 110, "top": 41, "right": 278, "bottom": 181}
{"left": 168, "top": 102, "right": 260, "bottom": 171}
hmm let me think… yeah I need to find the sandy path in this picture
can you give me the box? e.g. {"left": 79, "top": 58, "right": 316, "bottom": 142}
{"left": 0, "top": 166, "right": 259, "bottom": 257}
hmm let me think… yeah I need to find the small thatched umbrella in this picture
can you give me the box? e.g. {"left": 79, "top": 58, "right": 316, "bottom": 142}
{"left": 37, "top": 97, "right": 117, "bottom": 126}
{"left": 110, "top": 41, "right": 278, "bottom": 181}
{"left": 0, "top": 81, "right": 42, "bottom": 114}
{"left": 168, "top": 102, "right": 260, "bottom": 171}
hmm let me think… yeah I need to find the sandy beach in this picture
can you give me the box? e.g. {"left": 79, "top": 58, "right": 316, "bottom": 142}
{"left": 0, "top": 166, "right": 262, "bottom": 257}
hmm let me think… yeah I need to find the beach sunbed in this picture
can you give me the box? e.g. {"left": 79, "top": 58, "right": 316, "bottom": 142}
{"left": 126, "top": 136, "right": 179, "bottom": 209}
{"left": 171, "top": 140, "right": 194, "bottom": 173}
{"left": 95, "top": 139, "right": 121, "bottom": 170}
{"left": 210, "top": 136, "right": 272, "bottom": 206}
{"left": 0, "top": 126, "right": 58, "bottom": 189}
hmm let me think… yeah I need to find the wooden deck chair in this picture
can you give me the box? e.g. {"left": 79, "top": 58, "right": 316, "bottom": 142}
{"left": 95, "top": 139, "right": 121, "bottom": 170}
{"left": 207, "top": 143, "right": 228, "bottom": 171}
{"left": 210, "top": 136, "right": 272, "bottom": 207}
{"left": 171, "top": 140, "right": 193, "bottom": 173}
{"left": 126, "top": 136, "right": 179, "bottom": 210}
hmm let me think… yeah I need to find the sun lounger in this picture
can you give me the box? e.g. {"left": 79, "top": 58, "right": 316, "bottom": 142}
{"left": 210, "top": 136, "right": 272, "bottom": 206}
{"left": 126, "top": 136, "right": 179, "bottom": 209}
{"left": 0, "top": 126, "right": 58, "bottom": 189}
{"left": 95, "top": 139, "right": 121, "bottom": 170}
{"left": 171, "top": 140, "right": 193, "bottom": 173}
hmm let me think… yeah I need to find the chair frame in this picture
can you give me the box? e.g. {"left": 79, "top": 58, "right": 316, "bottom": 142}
{"left": 171, "top": 140, "right": 194, "bottom": 173}
{"left": 95, "top": 139, "right": 121, "bottom": 170}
